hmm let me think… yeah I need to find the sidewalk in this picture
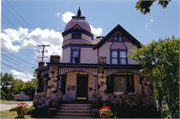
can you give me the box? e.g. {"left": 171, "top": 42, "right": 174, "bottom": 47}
{"left": 0, "top": 102, "right": 33, "bottom": 111}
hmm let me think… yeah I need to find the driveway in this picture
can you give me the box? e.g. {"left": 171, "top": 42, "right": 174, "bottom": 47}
{"left": 0, "top": 102, "right": 33, "bottom": 111}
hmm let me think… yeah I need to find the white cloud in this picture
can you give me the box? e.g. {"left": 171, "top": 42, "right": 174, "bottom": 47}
{"left": 1, "top": 31, "right": 21, "bottom": 53}
{"left": 55, "top": 13, "right": 61, "bottom": 16}
{"left": 90, "top": 25, "right": 103, "bottom": 36}
{"left": 10, "top": 70, "right": 34, "bottom": 82}
{"left": 145, "top": 19, "right": 154, "bottom": 28}
{"left": 150, "top": 19, "right": 154, "bottom": 22}
{"left": 61, "top": 11, "right": 75, "bottom": 23}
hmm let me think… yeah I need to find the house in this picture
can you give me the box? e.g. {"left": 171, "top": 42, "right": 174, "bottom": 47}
{"left": 14, "top": 91, "right": 30, "bottom": 101}
{"left": 33, "top": 8, "right": 154, "bottom": 108}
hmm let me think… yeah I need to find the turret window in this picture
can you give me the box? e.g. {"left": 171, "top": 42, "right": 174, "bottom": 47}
{"left": 72, "top": 33, "right": 81, "bottom": 39}
{"left": 71, "top": 47, "right": 80, "bottom": 63}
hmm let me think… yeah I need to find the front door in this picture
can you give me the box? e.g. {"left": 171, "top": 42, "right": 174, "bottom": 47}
{"left": 76, "top": 74, "right": 88, "bottom": 101}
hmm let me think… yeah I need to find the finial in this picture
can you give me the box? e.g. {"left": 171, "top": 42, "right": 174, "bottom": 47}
{"left": 77, "top": 7, "right": 81, "bottom": 17}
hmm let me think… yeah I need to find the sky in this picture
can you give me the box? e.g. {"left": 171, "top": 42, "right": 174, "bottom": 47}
{"left": 0, "top": 0, "right": 179, "bottom": 82}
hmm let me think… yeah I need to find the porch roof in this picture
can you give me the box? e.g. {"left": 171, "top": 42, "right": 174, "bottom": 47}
{"left": 46, "top": 62, "right": 143, "bottom": 69}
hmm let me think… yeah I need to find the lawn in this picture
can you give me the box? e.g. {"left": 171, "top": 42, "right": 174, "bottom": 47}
{"left": 0, "top": 100, "right": 32, "bottom": 105}
{"left": 0, "top": 110, "right": 39, "bottom": 118}
{"left": 0, "top": 110, "right": 34, "bottom": 118}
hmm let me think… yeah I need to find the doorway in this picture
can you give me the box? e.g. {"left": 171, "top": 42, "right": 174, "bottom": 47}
{"left": 76, "top": 74, "right": 88, "bottom": 101}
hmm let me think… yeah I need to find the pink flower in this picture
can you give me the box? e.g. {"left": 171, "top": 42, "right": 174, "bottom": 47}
{"left": 100, "top": 105, "right": 110, "bottom": 110}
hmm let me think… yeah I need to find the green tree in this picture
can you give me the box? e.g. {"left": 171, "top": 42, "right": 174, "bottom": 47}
{"left": 136, "top": 0, "right": 171, "bottom": 14}
{"left": 10, "top": 79, "right": 25, "bottom": 95}
{"left": 23, "top": 78, "right": 36, "bottom": 100}
{"left": 0, "top": 73, "right": 14, "bottom": 99}
{"left": 128, "top": 36, "right": 179, "bottom": 117}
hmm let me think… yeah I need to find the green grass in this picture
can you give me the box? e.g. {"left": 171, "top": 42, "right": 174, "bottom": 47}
{"left": 0, "top": 110, "right": 37, "bottom": 118}
{"left": 0, "top": 100, "right": 32, "bottom": 105}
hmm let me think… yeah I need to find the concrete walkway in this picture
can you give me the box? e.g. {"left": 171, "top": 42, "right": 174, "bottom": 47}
{"left": 0, "top": 102, "right": 33, "bottom": 111}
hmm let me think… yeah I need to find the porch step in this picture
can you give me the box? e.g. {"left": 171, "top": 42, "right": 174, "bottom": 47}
{"left": 53, "top": 103, "right": 93, "bottom": 118}
{"left": 58, "top": 106, "right": 92, "bottom": 110}
{"left": 58, "top": 109, "right": 92, "bottom": 113}
{"left": 56, "top": 112, "right": 92, "bottom": 116}
{"left": 53, "top": 116, "right": 92, "bottom": 118}
{"left": 61, "top": 104, "right": 92, "bottom": 107}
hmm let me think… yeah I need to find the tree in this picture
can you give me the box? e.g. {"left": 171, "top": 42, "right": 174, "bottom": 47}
{"left": 0, "top": 73, "right": 14, "bottom": 98}
{"left": 23, "top": 79, "right": 36, "bottom": 100}
{"left": 128, "top": 36, "right": 179, "bottom": 117}
{"left": 136, "top": 0, "right": 171, "bottom": 14}
{"left": 10, "top": 79, "right": 25, "bottom": 95}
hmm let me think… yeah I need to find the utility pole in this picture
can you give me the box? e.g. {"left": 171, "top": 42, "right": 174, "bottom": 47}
{"left": 37, "top": 45, "right": 50, "bottom": 62}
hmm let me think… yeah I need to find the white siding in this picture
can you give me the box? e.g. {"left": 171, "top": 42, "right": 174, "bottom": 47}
{"left": 82, "top": 34, "right": 92, "bottom": 42}
{"left": 81, "top": 48, "right": 97, "bottom": 63}
{"left": 99, "top": 42, "right": 112, "bottom": 64}
{"left": 63, "top": 34, "right": 71, "bottom": 41}
{"left": 124, "top": 42, "right": 139, "bottom": 64}
{"left": 61, "top": 47, "right": 71, "bottom": 63}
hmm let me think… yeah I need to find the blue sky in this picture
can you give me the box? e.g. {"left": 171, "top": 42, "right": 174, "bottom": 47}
{"left": 1, "top": 0, "right": 179, "bottom": 81}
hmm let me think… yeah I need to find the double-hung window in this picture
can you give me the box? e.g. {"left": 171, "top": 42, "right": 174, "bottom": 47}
{"left": 111, "top": 51, "right": 118, "bottom": 64}
{"left": 119, "top": 51, "right": 126, "bottom": 64}
{"left": 71, "top": 47, "right": 80, "bottom": 63}
{"left": 111, "top": 50, "right": 127, "bottom": 64}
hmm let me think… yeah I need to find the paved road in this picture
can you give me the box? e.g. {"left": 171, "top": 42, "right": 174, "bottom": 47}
{"left": 0, "top": 102, "right": 33, "bottom": 111}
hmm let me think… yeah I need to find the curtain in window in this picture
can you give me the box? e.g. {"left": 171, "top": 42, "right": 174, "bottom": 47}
{"left": 113, "top": 77, "right": 127, "bottom": 93}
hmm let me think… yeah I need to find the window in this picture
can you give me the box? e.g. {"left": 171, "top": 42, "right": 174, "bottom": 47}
{"left": 72, "top": 33, "right": 81, "bottom": 39}
{"left": 113, "top": 77, "right": 127, "bottom": 93}
{"left": 120, "top": 51, "right": 126, "bottom": 64}
{"left": 71, "top": 47, "right": 80, "bottom": 63}
{"left": 113, "top": 36, "right": 123, "bottom": 42}
{"left": 111, "top": 51, "right": 118, "bottom": 64}
{"left": 111, "top": 50, "right": 127, "bottom": 64}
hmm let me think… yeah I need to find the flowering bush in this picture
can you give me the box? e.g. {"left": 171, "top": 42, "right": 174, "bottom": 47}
{"left": 100, "top": 105, "right": 110, "bottom": 110}
{"left": 17, "top": 103, "right": 29, "bottom": 107}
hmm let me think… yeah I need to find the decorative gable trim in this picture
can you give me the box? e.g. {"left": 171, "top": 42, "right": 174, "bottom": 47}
{"left": 72, "top": 24, "right": 83, "bottom": 30}
{"left": 93, "top": 24, "right": 142, "bottom": 49}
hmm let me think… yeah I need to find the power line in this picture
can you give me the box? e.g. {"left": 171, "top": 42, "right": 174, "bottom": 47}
{"left": 5, "top": 0, "right": 41, "bottom": 49}
{"left": 1, "top": 62, "right": 24, "bottom": 72}
{"left": 1, "top": 55, "right": 34, "bottom": 72}
{"left": 1, "top": 57, "right": 34, "bottom": 72}
{"left": 6, "top": 0, "right": 35, "bottom": 31}
{"left": 1, "top": 48, "right": 37, "bottom": 67}
{"left": 2, "top": 3, "right": 25, "bottom": 27}
{"left": 2, "top": 13, "right": 17, "bottom": 29}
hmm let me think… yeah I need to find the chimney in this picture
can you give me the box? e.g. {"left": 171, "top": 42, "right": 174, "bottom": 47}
{"left": 38, "top": 61, "right": 44, "bottom": 68}
{"left": 50, "top": 55, "right": 60, "bottom": 63}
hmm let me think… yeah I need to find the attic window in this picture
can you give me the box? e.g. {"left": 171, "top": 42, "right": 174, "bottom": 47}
{"left": 113, "top": 36, "right": 123, "bottom": 42}
{"left": 72, "top": 33, "right": 81, "bottom": 39}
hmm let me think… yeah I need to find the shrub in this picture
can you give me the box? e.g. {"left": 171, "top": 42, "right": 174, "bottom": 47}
{"left": 9, "top": 106, "right": 17, "bottom": 111}
{"left": 37, "top": 106, "right": 48, "bottom": 117}
{"left": 27, "top": 106, "right": 36, "bottom": 115}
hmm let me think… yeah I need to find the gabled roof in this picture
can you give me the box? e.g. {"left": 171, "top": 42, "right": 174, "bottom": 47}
{"left": 93, "top": 24, "right": 142, "bottom": 49}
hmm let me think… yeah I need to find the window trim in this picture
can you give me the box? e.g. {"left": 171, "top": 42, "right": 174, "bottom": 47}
{"left": 72, "top": 33, "right": 81, "bottom": 39}
{"left": 71, "top": 47, "right": 80, "bottom": 63}
{"left": 110, "top": 49, "right": 128, "bottom": 64}
{"left": 113, "top": 36, "right": 123, "bottom": 42}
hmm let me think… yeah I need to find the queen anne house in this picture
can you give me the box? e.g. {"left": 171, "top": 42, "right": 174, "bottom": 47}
{"left": 33, "top": 8, "right": 155, "bottom": 117}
